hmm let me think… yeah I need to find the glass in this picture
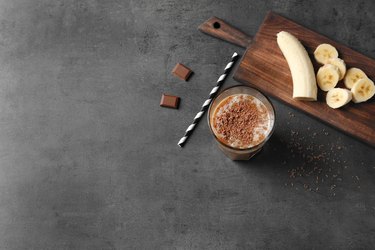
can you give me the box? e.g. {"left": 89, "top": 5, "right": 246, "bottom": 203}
{"left": 207, "top": 85, "right": 276, "bottom": 160}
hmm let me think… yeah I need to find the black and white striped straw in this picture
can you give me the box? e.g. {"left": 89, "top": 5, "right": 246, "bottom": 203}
{"left": 177, "top": 52, "right": 239, "bottom": 147}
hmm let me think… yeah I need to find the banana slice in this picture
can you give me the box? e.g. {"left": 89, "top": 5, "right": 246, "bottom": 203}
{"left": 351, "top": 78, "right": 375, "bottom": 103}
{"left": 326, "top": 88, "right": 352, "bottom": 109}
{"left": 314, "top": 44, "right": 339, "bottom": 64}
{"left": 327, "top": 58, "right": 346, "bottom": 80}
{"left": 317, "top": 64, "right": 340, "bottom": 91}
{"left": 344, "top": 68, "right": 367, "bottom": 89}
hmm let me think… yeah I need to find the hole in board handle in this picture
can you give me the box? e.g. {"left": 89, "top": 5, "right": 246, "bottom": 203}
{"left": 213, "top": 22, "right": 220, "bottom": 29}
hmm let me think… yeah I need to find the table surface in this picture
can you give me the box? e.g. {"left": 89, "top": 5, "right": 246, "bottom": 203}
{"left": 0, "top": 0, "right": 374, "bottom": 249}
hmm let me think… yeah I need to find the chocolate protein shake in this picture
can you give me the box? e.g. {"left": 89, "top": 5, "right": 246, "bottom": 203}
{"left": 211, "top": 94, "right": 272, "bottom": 149}
{"left": 208, "top": 86, "right": 275, "bottom": 160}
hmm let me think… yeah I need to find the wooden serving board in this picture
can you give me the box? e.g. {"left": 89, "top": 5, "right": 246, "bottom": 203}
{"left": 199, "top": 12, "right": 375, "bottom": 147}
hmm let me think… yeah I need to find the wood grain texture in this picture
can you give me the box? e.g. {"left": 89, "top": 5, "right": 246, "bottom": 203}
{"left": 198, "top": 17, "right": 253, "bottom": 48}
{"left": 233, "top": 11, "right": 375, "bottom": 147}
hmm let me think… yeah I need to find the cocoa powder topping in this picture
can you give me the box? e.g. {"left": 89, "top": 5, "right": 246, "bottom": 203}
{"left": 212, "top": 94, "right": 270, "bottom": 148}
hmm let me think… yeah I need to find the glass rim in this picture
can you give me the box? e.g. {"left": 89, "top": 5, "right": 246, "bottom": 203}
{"left": 207, "top": 85, "right": 276, "bottom": 152}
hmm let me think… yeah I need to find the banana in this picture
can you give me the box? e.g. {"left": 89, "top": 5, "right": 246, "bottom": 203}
{"left": 326, "top": 88, "right": 352, "bottom": 109}
{"left": 351, "top": 78, "right": 375, "bottom": 103}
{"left": 277, "top": 31, "right": 317, "bottom": 101}
{"left": 316, "top": 64, "right": 340, "bottom": 91}
{"left": 344, "top": 67, "right": 368, "bottom": 89}
{"left": 327, "top": 58, "right": 346, "bottom": 80}
{"left": 314, "top": 43, "right": 339, "bottom": 64}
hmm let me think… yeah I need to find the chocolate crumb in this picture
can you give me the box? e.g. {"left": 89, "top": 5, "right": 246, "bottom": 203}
{"left": 212, "top": 94, "right": 270, "bottom": 148}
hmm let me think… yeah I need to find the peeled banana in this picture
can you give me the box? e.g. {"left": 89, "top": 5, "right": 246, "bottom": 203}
{"left": 351, "top": 78, "right": 375, "bottom": 103}
{"left": 317, "top": 64, "right": 340, "bottom": 91}
{"left": 277, "top": 31, "right": 317, "bottom": 101}
{"left": 344, "top": 68, "right": 368, "bottom": 89}
{"left": 314, "top": 43, "right": 339, "bottom": 64}
{"left": 326, "top": 88, "right": 352, "bottom": 109}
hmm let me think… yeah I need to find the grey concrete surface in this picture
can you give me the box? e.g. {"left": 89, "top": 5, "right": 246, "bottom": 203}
{"left": 0, "top": 0, "right": 374, "bottom": 249}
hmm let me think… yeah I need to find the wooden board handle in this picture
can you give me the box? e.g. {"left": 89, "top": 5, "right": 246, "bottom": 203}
{"left": 198, "top": 17, "right": 253, "bottom": 48}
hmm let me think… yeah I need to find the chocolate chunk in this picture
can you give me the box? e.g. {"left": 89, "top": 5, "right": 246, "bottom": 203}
{"left": 172, "top": 63, "right": 192, "bottom": 81}
{"left": 160, "top": 94, "right": 180, "bottom": 109}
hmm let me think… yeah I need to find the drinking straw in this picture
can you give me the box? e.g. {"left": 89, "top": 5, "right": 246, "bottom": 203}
{"left": 177, "top": 52, "right": 239, "bottom": 147}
